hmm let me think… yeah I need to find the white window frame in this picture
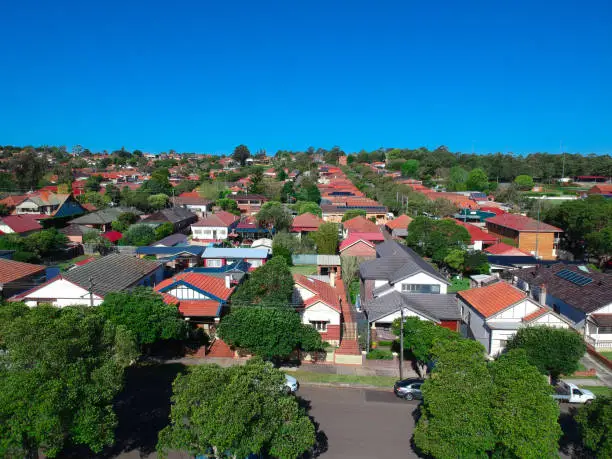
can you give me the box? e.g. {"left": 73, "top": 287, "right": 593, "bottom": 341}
{"left": 207, "top": 259, "right": 223, "bottom": 268}
{"left": 310, "top": 321, "right": 328, "bottom": 332}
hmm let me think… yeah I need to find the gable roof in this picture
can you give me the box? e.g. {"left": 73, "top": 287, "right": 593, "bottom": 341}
{"left": 69, "top": 207, "right": 143, "bottom": 225}
{"left": 63, "top": 254, "right": 161, "bottom": 296}
{"left": 339, "top": 235, "right": 376, "bottom": 252}
{"left": 291, "top": 213, "right": 323, "bottom": 231}
{"left": 155, "top": 272, "right": 234, "bottom": 301}
{"left": 293, "top": 273, "right": 341, "bottom": 312}
{"left": 458, "top": 281, "right": 527, "bottom": 318}
{"left": 453, "top": 220, "right": 498, "bottom": 244}
{"left": 175, "top": 191, "right": 212, "bottom": 206}
{"left": 202, "top": 247, "right": 268, "bottom": 259}
{"left": 514, "top": 264, "right": 612, "bottom": 314}
{"left": 485, "top": 214, "right": 563, "bottom": 233}
{"left": 385, "top": 214, "right": 413, "bottom": 230}
{"left": 0, "top": 215, "right": 43, "bottom": 233}
{"left": 342, "top": 216, "right": 380, "bottom": 233}
{"left": 152, "top": 233, "right": 188, "bottom": 247}
{"left": 0, "top": 258, "right": 46, "bottom": 284}
{"left": 192, "top": 211, "right": 239, "bottom": 228}
{"left": 363, "top": 290, "right": 460, "bottom": 322}
{"left": 359, "top": 240, "right": 449, "bottom": 285}
{"left": 141, "top": 207, "right": 197, "bottom": 224}
{"left": 484, "top": 242, "right": 531, "bottom": 256}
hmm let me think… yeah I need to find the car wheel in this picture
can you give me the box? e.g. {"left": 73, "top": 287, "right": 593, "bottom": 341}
{"left": 584, "top": 400, "right": 592, "bottom": 405}
{"left": 404, "top": 393, "right": 414, "bottom": 401}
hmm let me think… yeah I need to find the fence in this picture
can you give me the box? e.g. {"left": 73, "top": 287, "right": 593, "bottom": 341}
{"left": 292, "top": 254, "right": 318, "bottom": 265}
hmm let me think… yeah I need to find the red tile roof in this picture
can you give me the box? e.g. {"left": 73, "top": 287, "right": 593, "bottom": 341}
{"left": 479, "top": 206, "right": 506, "bottom": 216}
{"left": 192, "top": 211, "right": 239, "bottom": 228}
{"left": 386, "top": 214, "right": 413, "bottom": 230}
{"left": 486, "top": 214, "right": 563, "bottom": 233}
{"left": 101, "top": 230, "right": 123, "bottom": 242}
{"left": 291, "top": 213, "right": 323, "bottom": 231}
{"left": 484, "top": 242, "right": 531, "bottom": 256}
{"left": 0, "top": 215, "right": 43, "bottom": 233}
{"left": 293, "top": 274, "right": 341, "bottom": 312}
{"left": 458, "top": 281, "right": 527, "bottom": 318}
{"left": 339, "top": 234, "right": 376, "bottom": 252}
{"left": 0, "top": 258, "right": 46, "bottom": 284}
{"left": 155, "top": 272, "right": 234, "bottom": 301}
{"left": 522, "top": 307, "right": 547, "bottom": 322}
{"left": 177, "top": 300, "right": 222, "bottom": 317}
{"left": 453, "top": 220, "right": 498, "bottom": 244}
{"left": 342, "top": 216, "right": 380, "bottom": 233}
{"left": 75, "top": 257, "right": 96, "bottom": 266}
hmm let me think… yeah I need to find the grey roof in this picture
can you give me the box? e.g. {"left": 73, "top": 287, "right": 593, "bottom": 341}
{"left": 60, "top": 224, "right": 100, "bottom": 237}
{"left": 64, "top": 253, "right": 161, "bottom": 296}
{"left": 362, "top": 291, "right": 460, "bottom": 322}
{"left": 359, "top": 241, "right": 449, "bottom": 285}
{"left": 152, "top": 233, "right": 188, "bottom": 247}
{"left": 392, "top": 228, "right": 408, "bottom": 237}
{"left": 68, "top": 207, "right": 143, "bottom": 225}
{"left": 141, "top": 207, "right": 197, "bottom": 224}
{"left": 317, "top": 255, "right": 341, "bottom": 266}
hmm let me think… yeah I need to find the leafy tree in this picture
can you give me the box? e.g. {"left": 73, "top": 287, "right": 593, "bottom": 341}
{"left": 401, "top": 159, "right": 420, "bottom": 177}
{"left": 256, "top": 201, "right": 293, "bottom": 233}
{"left": 310, "top": 222, "right": 339, "bottom": 255}
{"left": 9, "top": 150, "right": 47, "bottom": 190}
{"left": 120, "top": 223, "right": 157, "bottom": 246}
{"left": 83, "top": 231, "right": 113, "bottom": 254}
{"left": 157, "top": 358, "right": 316, "bottom": 459}
{"left": 392, "top": 317, "right": 460, "bottom": 376}
{"left": 155, "top": 221, "right": 174, "bottom": 240}
{"left": 466, "top": 167, "right": 489, "bottom": 192}
{"left": 142, "top": 168, "right": 173, "bottom": 195}
{"left": 77, "top": 191, "right": 112, "bottom": 209}
{"left": 272, "top": 230, "right": 315, "bottom": 254}
{"left": 514, "top": 174, "right": 534, "bottom": 190}
{"left": 232, "top": 144, "right": 251, "bottom": 166}
{"left": 0, "top": 172, "right": 17, "bottom": 192}
{"left": 505, "top": 327, "right": 586, "bottom": 381}
{"left": 295, "top": 201, "right": 322, "bottom": 217}
{"left": 585, "top": 225, "right": 612, "bottom": 265}
{"left": 447, "top": 165, "right": 468, "bottom": 191}
{"left": 406, "top": 217, "right": 471, "bottom": 262}
{"left": 427, "top": 198, "right": 458, "bottom": 217}
{"left": 272, "top": 241, "right": 293, "bottom": 266}
{"left": 414, "top": 339, "right": 495, "bottom": 458}
{"left": 22, "top": 228, "right": 68, "bottom": 258}
{"left": 99, "top": 289, "right": 189, "bottom": 350}
{"left": 295, "top": 178, "right": 321, "bottom": 203}
{"left": 341, "top": 209, "right": 367, "bottom": 222}
{"left": 231, "top": 256, "right": 294, "bottom": 306}
{"left": 0, "top": 304, "right": 137, "bottom": 457}
{"left": 463, "top": 251, "right": 490, "bottom": 274}
{"left": 84, "top": 174, "right": 104, "bottom": 192}
{"left": 576, "top": 396, "right": 612, "bottom": 458}
{"left": 216, "top": 197, "right": 240, "bottom": 215}
{"left": 489, "top": 349, "right": 561, "bottom": 457}
{"left": 198, "top": 181, "right": 223, "bottom": 200}
{"left": 281, "top": 180, "right": 295, "bottom": 203}
{"left": 248, "top": 167, "right": 265, "bottom": 194}
{"left": 105, "top": 183, "right": 121, "bottom": 204}
{"left": 277, "top": 169, "right": 288, "bottom": 181}
{"left": 218, "top": 308, "right": 323, "bottom": 361}
{"left": 147, "top": 193, "right": 169, "bottom": 210}
{"left": 443, "top": 249, "right": 465, "bottom": 272}
{"left": 112, "top": 212, "right": 140, "bottom": 232}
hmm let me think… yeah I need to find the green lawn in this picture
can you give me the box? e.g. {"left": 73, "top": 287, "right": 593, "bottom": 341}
{"left": 582, "top": 386, "right": 612, "bottom": 398}
{"left": 57, "top": 254, "right": 96, "bottom": 271}
{"left": 448, "top": 278, "right": 470, "bottom": 293}
{"left": 349, "top": 280, "right": 360, "bottom": 304}
{"left": 290, "top": 265, "right": 318, "bottom": 275}
{"left": 599, "top": 351, "right": 612, "bottom": 360}
{"left": 291, "top": 371, "right": 397, "bottom": 388}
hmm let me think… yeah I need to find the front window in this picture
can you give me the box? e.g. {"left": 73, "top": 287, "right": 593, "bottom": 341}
{"left": 401, "top": 284, "right": 440, "bottom": 294}
{"left": 207, "top": 259, "right": 222, "bottom": 267}
{"left": 310, "top": 321, "right": 328, "bottom": 332}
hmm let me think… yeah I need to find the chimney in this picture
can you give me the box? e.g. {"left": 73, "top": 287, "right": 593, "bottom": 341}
{"left": 225, "top": 275, "right": 231, "bottom": 289}
{"left": 330, "top": 271, "right": 336, "bottom": 288}
{"left": 539, "top": 284, "right": 547, "bottom": 305}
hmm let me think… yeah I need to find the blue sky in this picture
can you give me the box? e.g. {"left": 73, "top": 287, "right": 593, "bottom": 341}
{"left": 1, "top": 0, "right": 611, "bottom": 155}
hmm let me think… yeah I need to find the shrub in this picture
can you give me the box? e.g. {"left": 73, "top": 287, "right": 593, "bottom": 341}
{"left": 377, "top": 340, "right": 395, "bottom": 347}
{"left": 366, "top": 349, "right": 394, "bottom": 360}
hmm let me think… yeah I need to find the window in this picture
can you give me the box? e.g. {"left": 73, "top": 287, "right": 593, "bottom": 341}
{"left": 248, "top": 259, "right": 263, "bottom": 268}
{"left": 401, "top": 284, "right": 440, "bottom": 294}
{"left": 207, "top": 259, "right": 222, "bottom": 267}
{"left": 498, "top": 339, "right": 508, "bottom": 349}
{"left": 310, "top": 321, "right": 328, "bottom": 332}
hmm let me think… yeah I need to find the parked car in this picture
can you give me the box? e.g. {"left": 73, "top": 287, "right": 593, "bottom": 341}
{"left": 552, "top": 381, "right": 595, "bottom": 404}
{"left": 285, "top": 374, "right": 299, "bottom": 394}
{"left": 393, "top": 378, "right": 424, "bottom": 400}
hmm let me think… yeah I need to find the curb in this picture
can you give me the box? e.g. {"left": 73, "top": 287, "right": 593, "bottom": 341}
{"left": 298, "top": 381, "right": 393, "bottom": 391}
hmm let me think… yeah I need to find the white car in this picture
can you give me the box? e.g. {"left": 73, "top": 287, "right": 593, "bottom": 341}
{"left": 284, "top": 374, "right": 299, "bottom": 394}
{"left": 552, "top": 381, "right": 595, "bottom": 404}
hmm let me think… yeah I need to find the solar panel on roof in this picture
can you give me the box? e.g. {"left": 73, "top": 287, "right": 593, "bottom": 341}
{"left": 555, "top": 269, "right": 593, "bottom": 286}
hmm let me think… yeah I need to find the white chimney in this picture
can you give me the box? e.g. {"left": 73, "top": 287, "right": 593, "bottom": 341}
{"left": 330, "top": 272, "right": 336, "bottom": 288}
{"left": 225, "top": 275, "right": 231, "bottom": 289}
{"left": 539, "top": 284, "right": 547, "bottom": 305}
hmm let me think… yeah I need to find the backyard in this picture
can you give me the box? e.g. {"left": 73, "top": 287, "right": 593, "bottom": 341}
{"left": 290, "top": 264, "right": 318, "bottom": 275}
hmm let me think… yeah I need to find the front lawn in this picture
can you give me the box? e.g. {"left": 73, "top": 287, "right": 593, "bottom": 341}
{"left": 599, "top": 351, "right": 612, "bottom": 360}
{"left": 449, "top": 277, "right": 470, "bottom": 293}
{"left": 290, "top": 265, "right": 318, "bottom": 275}
{"left": 581, "top": 386, "right": 612, "bottom": 398}
{"left": 290, "top": 370, "right": 397, "bottom": 388}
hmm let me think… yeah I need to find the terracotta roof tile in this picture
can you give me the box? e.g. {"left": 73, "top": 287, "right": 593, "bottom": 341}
{"left": 386, "top": 214, "right": 413, "bottom": 230}
{"left": 453, "top": 220, "right": 498, "bottom": 244}
{"left": 155, "top": 272, "right": 234, "bottom": 301}
{"left": 291, "top": 213, "right": 323, "bottom": 231}
{"left": 0, "top": 258, "right": 46, "bottom": 284}
{"left": 0, "top": 215, "right": 43, "bottom": 233}
{"left": 484, "top": 242, "right": 531, "bottom": 256}
{"left": 342, "top": 216, "right": 380, "bottom": 233}
{"left": 293, "top": 273, "right": 341, "bottom": 312}
{"left": 522, "top": 307, "right": 547, "bottom": 322}
{"left": 177, "top": 300, "right": 222, "bottom": 317}
{"left": 485, "top": 214, "right": 563, "bottom": 233}
{"left": 458, "top": 281, "right": 526, "bottom": 318}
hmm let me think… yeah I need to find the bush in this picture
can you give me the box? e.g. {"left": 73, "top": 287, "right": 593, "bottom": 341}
{"left": 366, "top": 349, "right": 394, "bottom": 360}
{"left": 377, "top": 340, "right": 395, "bottom": 347}
{"left": 12, "top": 251, "right": 39, "bottom": 263}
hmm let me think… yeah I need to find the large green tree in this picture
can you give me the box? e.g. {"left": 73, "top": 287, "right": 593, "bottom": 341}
{"left": 466, "top": 167, "right": 490, "bottom": 192}
{"left": 256, "top": 201, "right": 293, "bottom": 232}
{"left": 231, "top": 256, "right": 294, "bottom": 306}
{"left": 489, "top": 349, "right": 561, "bottom": 458}
{"left": 9, "top": 150, "right": 47, "bottom": 190}
{"left": 218, "top": 308, "right": 323, "bottom": 361}
{"left": 310, "top": 222, "right": 339, "bottom": 255}
{"left": 232, "top": 144, "right": 251, "bottom": 166}
{"left": 98, "top": 289, "right": 189, "bottom": 350}
{"left": 414, "top": 339, "right": 495, "bottom": 458}
{"left": 406, "top": 216, "right": 471, "bottom": 262}
{"left": 576, "top": 396, "right": 612, "bottom": 458}
{"left": 401, "top": 159, "right": 420, "bottom": 177}
{"left": 295, "top": 201, "right": 322, "bottom": 217}
{"left": 120, "top": 223, "right": 157, "bottom": 246}
{"left": 0, "top": 303, "right": 137, "bottom": 457}
{"left": 157, "top": 359, "right": 316, "bottom": 459}
{"left": 505, "top": 327, "right": 586, "bottom": 381}
{"left": 341, "top": 209, "right": 366, "bottom": 222}
{"left": 514, "top": 174, "right": 534, "bottom": 190}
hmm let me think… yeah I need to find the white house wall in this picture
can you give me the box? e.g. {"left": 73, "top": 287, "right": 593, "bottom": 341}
{"left": 0, "top": 224, "right": 14, "bottom": 234}
{"left": 394, "top": 272, "right": 448, "bottom": 295}
{"left": 301, "top": 301, "right": 340, "bottom": 325}
{"left": 293, "top": 285, "right": 316, "bottom": 303}
{"left": 372, "top": 308, "right": 431, "bottom": 326}
{"left": 460, "top": 299, "right": 491, "bottom": 354}
{"left": 166, "top": 286, "right": 210, "bottom": 300}
{"left": 530, "top": 313, "right": 570, "bottom": 328}
{"left": 490, "top": 329, "right": 518, "bottom": 356}
{"left": 489, "top": 299, "right": 540, "bottom": 322}
{"left": 191, "top": 226, "right": 228, "bottom": 240}
{"left": 20, "top": 278, "right": 103, "bottom": 307}
{"left": 592, "top": 303, "right": 612, "bottom": 314}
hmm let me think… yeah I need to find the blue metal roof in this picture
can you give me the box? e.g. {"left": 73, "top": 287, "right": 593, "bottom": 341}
{"left": 202, "top": 247, "right": 268, "bottom": 259}
{"left": 135, "top": 245, "right": 205, "bottom": 256}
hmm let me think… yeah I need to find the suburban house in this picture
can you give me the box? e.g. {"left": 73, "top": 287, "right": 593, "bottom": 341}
{"left": 484, "top": 242, "right": 532, "bottom": 257}
{"left": 13, "top": 191, "right": 86, "bottom": 219}
{"left": 201, "top": 247, "right": 268, "bottom": 269}
{"left": 453, "top": 220, "right": 498, "bottom": 251}
{"left": 231, "top": 217, "right": 271, "bottom": 241}
{"left": 341, "top": 215, "right": 381, "bottom": 239}
{"left": 485, "top": 213, "right": 563, "bottom": 260}
{"left": 359, "top": 241, "right": 450, "bottom": 302}
{"left": 10, "top": 254, "right": 163, "bottom": 307}
{"left": 154, "top": 272, "right": 234, "bottom": 333}
{"left": 136, "top": 245, "right": 205, "bottom": 271}
{"left": 458, "top": 281, "right": 571, "bottom": 356}
{"left": 233, "top": 194, "right": 268, "bottom": 214}
{"left": 513, "top": 264, "right": 612, "bottom": 350}
{"left": 0, "top": 258, "right": 46, "bottom": 298}
{"left": 174, "top": 191, "right": 212, "bottom": 215}
{"left": 68, "top": 207, "right": 143, "bottom": 232}
{"left": 321, "top": 204, "right": 388, "bottom": 224}
{"left": 0, "top": 215, "right": 43, "bottom": 235}
{"left": 151, "top": 233, "right": 188, "bottom": 247}
{"left": 384, "top": 214, "right": 413, "bottom": 238}
{"left": 293, "top": 273, "right": 342, "bottom": 346}
{"left": 290, "top": 213, "right": 323, "bottom": 238}
{"left": 190, "top": 211, "right": 239, "bottom": 243}
{"left": 339, "top": 235, "right": 378, "bottom": 258}
{"left": 141, "top": 208, "right": 198, "bottom": 233}
{"left": 250, "top": 238, "right": 273, "bottom": 255}
{"left": 60, "top": 224, "right": 100, "bottom": 243}
{"left": 587, "top": 184, "right": 612, "bottom": 197}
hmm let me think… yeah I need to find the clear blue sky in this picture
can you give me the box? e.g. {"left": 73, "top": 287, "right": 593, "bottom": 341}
{"left": 1, "top": 0, "right": 611, "bottom": 155}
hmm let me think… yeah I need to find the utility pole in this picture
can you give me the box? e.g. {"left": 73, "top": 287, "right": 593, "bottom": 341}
{"left": 534, "top": 198, "right": 542, "bottom": 261}
{"left": 88, "top": 276, "right": 95, "bottom": 307}
{"left": 399, "top": 308, "right": 405, "bottom": 380}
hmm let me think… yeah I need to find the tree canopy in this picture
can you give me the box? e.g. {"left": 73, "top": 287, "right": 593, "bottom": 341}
{"left": 120, "top": 223, "right": 157, "bottom": 246}
{"left": 256, "top": 201, "right": 293, "bottom": 233}
{"left": 157, "top": 358, "right": 316, "bottom": 459}
{"left": 295, "top": 201, "right": 322, "bottom": 217}
{"left": 401, "top": 159, "right": 420, "bottom": 177}
{"left": 575, "top": 396, "right": 612, "bottom": 458}
{"left": 341, "top": 209, "right": 366, "bottom": 222}
{"left": 0, "top": 303, "right": 137, "bottom": 457}
{"left": 465, "top": 167, "right": 490, "bottom": 191}
{"left": 406, "top": 216, "right": 471, "bottom": 263}
{"left": 505, "top": 326, "right": 586, "bottom": 381}
{"left": 232, "top": 144, "right": 251, "bottom": 166}
{"left": 310, "top": 222, "right": 339, "bottom": 255}
{"left": 231, "top": 256, "right": 294, "bottom": 306}
{"left": 514, "top": 174, "right": 535, "bottom": 190}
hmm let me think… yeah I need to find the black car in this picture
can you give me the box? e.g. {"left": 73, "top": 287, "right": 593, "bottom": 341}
{"left": 393, "top": 378, "right": 425, "bottom": 400}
